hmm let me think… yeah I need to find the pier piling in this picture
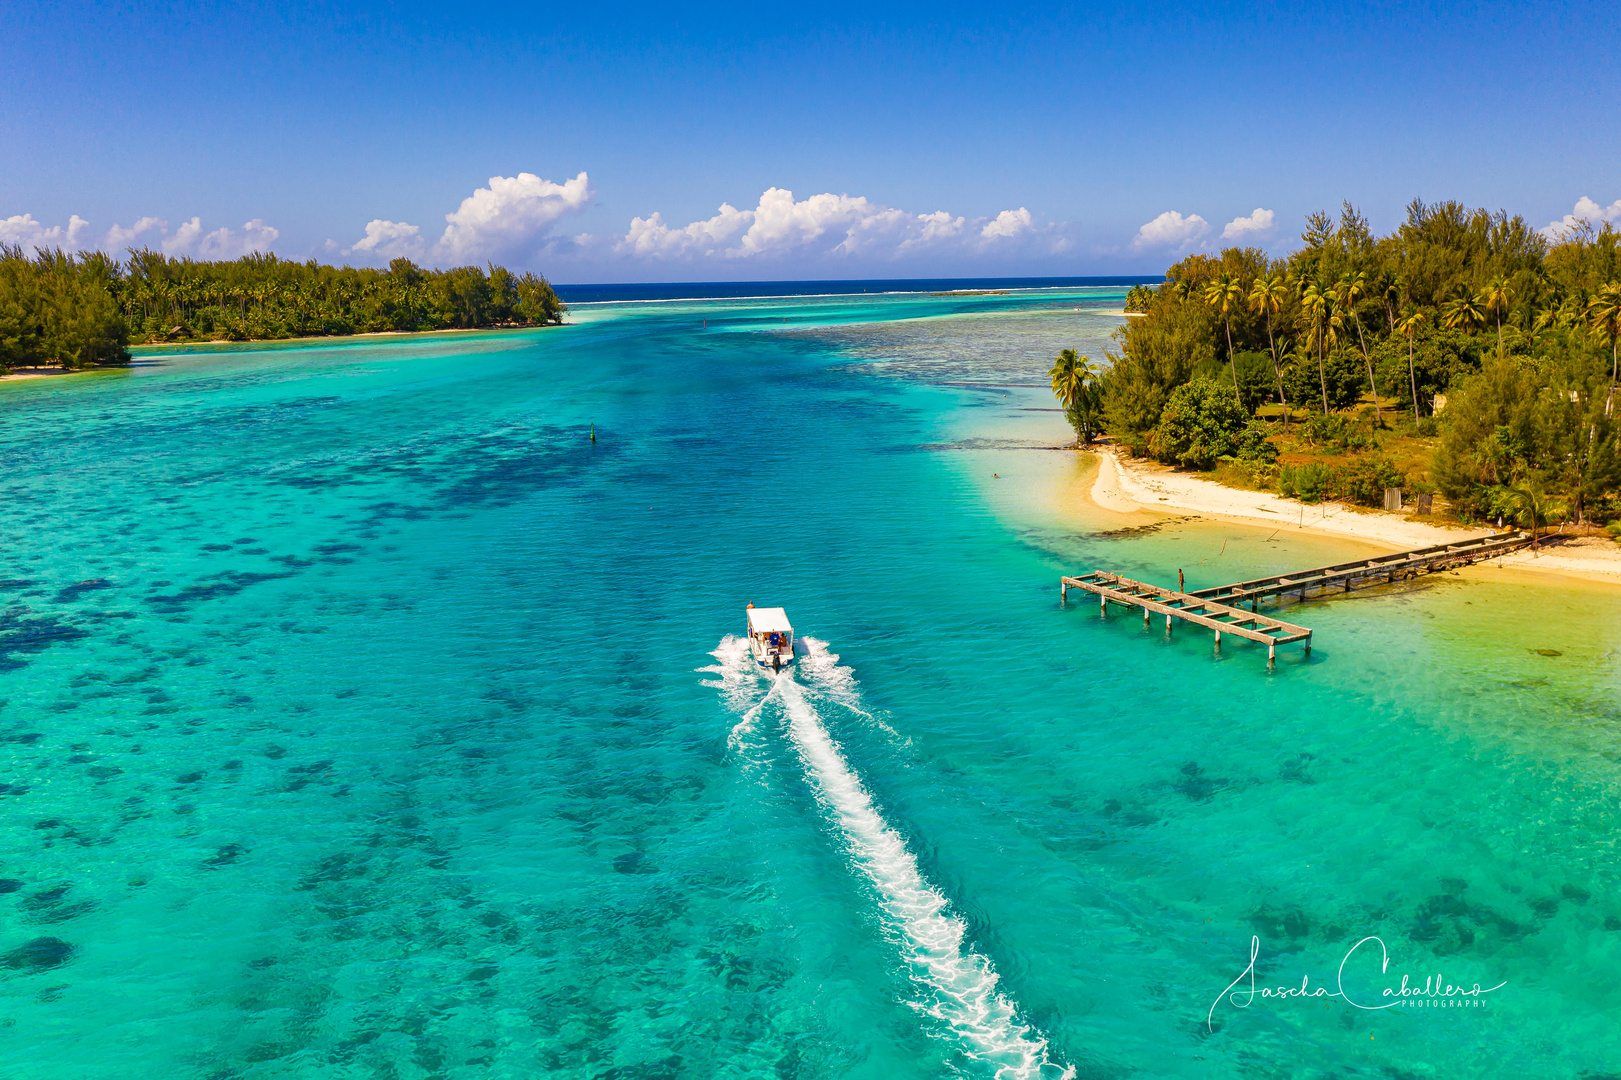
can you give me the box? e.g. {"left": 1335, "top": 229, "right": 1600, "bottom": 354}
{"left": 1186, "top": 532, "right": 1534, "bottom": 608}
{"left": 1059, "top": 532, "right": 1532, "bottom": 665}
{"left": 1061, "top": 571, "right": 1311, "bottom": 662}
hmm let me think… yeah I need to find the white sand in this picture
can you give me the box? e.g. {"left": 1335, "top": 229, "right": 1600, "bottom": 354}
{"left": 1089, "top": 447, "right": 1621, "bottom": 587}
{"left": 0, "top": 365, "right": 76, "bottom": 383}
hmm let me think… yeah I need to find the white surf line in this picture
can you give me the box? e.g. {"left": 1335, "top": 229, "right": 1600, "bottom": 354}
{"left": 775, "top": 676, "right": 1071, "bottom": 1080}
{"left": 568, "top": 284, "right": 1126, "bottom": 307}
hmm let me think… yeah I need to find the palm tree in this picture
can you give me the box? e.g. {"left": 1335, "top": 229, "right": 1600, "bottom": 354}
{"left": 1248, "top": 273, "right": 1292, "bottom": 429}
{"left": 1048, "top": 348, "right": 1102, "bottom": 444}
{"left": 1203, "top": 272, "right": 1245, "bottom": 406}
{"left": 1396, "top": 308, "right": 1427, "bottom": 420}
{"left": 1442, "top": 292, "right": 1485, "bottom": 334}
{"left": 1299, "top": 277, "right": 1332, "bottom": 413}
{"left": 1378, "top": 270, "right": 1403, "bottom": 332}
{"left": 1531, "top": 304, "right": 1559, "bottom": 339}
{"left": 1479, "top": 275, "right": 1514, "bottom": 358}
{"left": 1072, "top": 369, "right": 1105, "bottom": 443}
{"left": 1050, "top": 348, "right": 1078, "bottom": 406}
{"left": 1337, "top": 270, "right": 1381, "bottom": 426}
{"left": 1324, "top": 297, "right": 1348, "bottom": 394}
{"left": 1559, "top": 294, "right": 1583, "bottom": 331}
{"left": 154, "top": 279, "right": 176, "bottom": 327}
{"left": 1587, "top": 283, "right": 1621, "bottom": 417}
{"left": 1499, "top": 483, "right": 1564, "bottom": 545}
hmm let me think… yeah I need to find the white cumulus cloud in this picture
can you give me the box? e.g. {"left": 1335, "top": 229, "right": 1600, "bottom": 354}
{"left": 981, "top": 207, "right": 1034, "bottom": 240}
{"left": 1221, "top": 207, "right": 1275, "bottom": 240}
{"left": 906, "top": 210, "right": 967, "bottom": 248}
{"left": 344, "top": 171, "right": 593, "bottom": 265}
{"left": 348, "top": 219, "right": 426, "bottom": 260}
{"left": 163, "top": 217, "right": 280, "bottom": 259}
{"left": 738, "top": 189, "right": 882, "bottom": 256}
{"left": 436, "top": 171, "right": 592, "bottom": 262}
{"left": 618, "top": 188, "right": 1057, "bottom": 262}
{"left": 103, "top": 216, "right": 168, "bottom": 251}
{"left": 1540, "top": 195, "right": 1621, "bottom": 239}
{"left": 4, "top": 213, "right": 285, "bottom": 258}
{"left": 0, "top": 213, "right": 92, "bottom": 252}
{"left": 621, "top": 203, "right": 753, "bottom": 258}
{"left": 1132, "top": 210, "right": 1210, "bottom": 250}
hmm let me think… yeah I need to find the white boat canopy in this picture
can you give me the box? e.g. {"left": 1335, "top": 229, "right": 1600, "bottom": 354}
{"left": 746, "top": 607, "right": 793, "bottom": 635}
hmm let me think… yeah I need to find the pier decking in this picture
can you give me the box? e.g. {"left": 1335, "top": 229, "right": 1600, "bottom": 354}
{"left": 1060, "top": 531, "right": 1535, "bottom": 663}
{"left": 1187, "top": 531, "right": 1533, "bottom": 606}
{"left": 1060, "top": 571, "right": 1312, "bottom": 661}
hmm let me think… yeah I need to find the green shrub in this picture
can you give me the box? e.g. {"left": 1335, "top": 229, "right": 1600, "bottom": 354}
{"left": 1299, "top": 412, "right": 1344, "bottom": 447}
{"left": 1337, "top": 455, "right": 1404, "bottom": 507}
{"left": 1282, "top": 348, "right": 1366, "bottom": 412}
{"left": 1299, "top": 411, "right": 1375, "bottom": 451}
{"left": 1276, "top": 455, "right": 1405, "bottom": 507}
{"left": 1279, "top": 462, "right": 1334, "bottom": 503}
{"left": 1372, "top": 327, "right": 1486, "bottom": 418}
{"left": 1232, "top": 351, "right": 1278, "bottom": 414}
{"left": 1224, "top": 459, "right": 1280, "bottom": 490}
{"left": 1149, "top": 378, "right": 1249, "bottom": 469}
{"left": 1221, "top": 423, "right": 1283, "bottom": 488}
{"left": 1193, "top": 352, "right": 1277, "bottom": 414}
{"left": 1232, "top": 421, "right": 1279, "bottom": 464}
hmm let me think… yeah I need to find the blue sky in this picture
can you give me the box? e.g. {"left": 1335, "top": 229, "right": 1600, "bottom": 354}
{"left": 4, "top": 1, "right": 1618, "bottom": 282}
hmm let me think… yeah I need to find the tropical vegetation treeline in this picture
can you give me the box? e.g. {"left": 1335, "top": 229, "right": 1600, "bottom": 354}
{"left": 1, "top": 247, "right": 129, "bottom": 370}
{"left": 1052, "top": 201, "right": 1621, "bottom": 527}
{"left": 0, "top": 247, "right": 566, "bottom": 371}
{"left": 1123, "top": 284, "right": 1155, "bottom": 313}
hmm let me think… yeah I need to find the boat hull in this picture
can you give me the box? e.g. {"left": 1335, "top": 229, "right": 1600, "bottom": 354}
{"left": 749, "top": 642, "right": 794, "bottom": 671}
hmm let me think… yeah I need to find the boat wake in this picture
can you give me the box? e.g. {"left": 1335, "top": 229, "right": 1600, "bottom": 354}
{"left": 703, "top": 636, "right": 1071, "bottom": 1080}
{"left": 797, "top": 636, "right": 904, "bottom": 743}
{"left": 699, "top": 635, "right": 769, "bottom": 743}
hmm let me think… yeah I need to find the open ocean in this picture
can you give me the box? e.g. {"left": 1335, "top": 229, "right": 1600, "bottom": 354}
{"left": 2, "top": 283, "right": 1619, "bottom": 1078}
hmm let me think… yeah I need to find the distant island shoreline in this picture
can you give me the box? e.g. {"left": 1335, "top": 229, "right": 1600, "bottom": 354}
{"left": 126, "top": 322, "right": 562, "bottom": 352}
{"left": 0, "top": 323, "right": 567, "bottom": 384}
{"left": 0, "top": 247, "right": 567, "bottom": 375}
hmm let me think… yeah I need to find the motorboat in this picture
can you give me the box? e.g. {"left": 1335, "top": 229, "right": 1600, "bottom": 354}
{"left": 745, "top": 605, "right": 794, "bottom": 672}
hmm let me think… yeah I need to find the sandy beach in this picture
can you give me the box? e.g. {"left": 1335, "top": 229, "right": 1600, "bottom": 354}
{"left": 127, "top": 323, "right": 556, "bottom": 354}
{"left": 1088, "top": 446, "right": 1621, "bottom": 588}
{"left": 0, "top": 365, "right": 83, "bottom": 383}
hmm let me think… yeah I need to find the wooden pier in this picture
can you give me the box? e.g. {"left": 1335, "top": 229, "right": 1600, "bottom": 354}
{"left": 1060, "top": 531, "right": 1534, "bottom": 663}
{"left": 1186, "top": 531, "right": 1533, "bottom": 607}
{"left": 1060, "top": 571, "right": 1312, "bottom": 661}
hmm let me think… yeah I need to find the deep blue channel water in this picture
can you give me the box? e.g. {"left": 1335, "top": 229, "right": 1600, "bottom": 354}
{"left": 1, "top": 287, "right": 1619, "bottom": 1078}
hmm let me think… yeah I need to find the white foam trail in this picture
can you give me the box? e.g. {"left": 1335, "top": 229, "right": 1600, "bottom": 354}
{"left": 774, "top": 675, "right": 1070, "bottom": 1080}
{"left": 699, "top": 634, "right": 776, "bottom": 762}
{"left": 796, "top": 637, "right": 904, "bottom": 739}
{"left": 698, "top": 634, "right": 758, "bottom": 712}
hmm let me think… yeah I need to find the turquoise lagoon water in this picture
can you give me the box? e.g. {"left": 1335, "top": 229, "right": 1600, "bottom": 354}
{"left": 1, "top": 287, "right": 1619, "bottom": 1079}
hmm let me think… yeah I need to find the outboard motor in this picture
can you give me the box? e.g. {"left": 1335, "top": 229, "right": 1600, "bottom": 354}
{"left": 773, "top": 654, "right": 782, "bottom": 673}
